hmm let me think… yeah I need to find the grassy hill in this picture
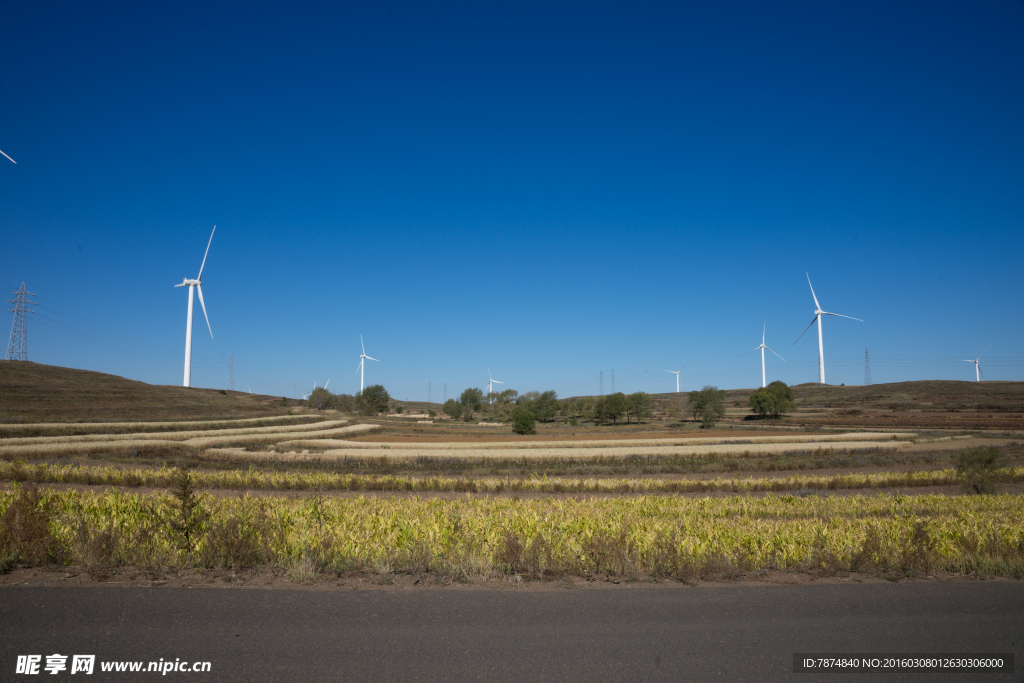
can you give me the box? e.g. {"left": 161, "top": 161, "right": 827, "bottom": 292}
{"left": 0, "top": 362, "right": 297, "bottom": 423}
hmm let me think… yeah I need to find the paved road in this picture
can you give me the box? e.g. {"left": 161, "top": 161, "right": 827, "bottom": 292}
{"left": 2, "top": 583, "right": 1022, "bottom": 682}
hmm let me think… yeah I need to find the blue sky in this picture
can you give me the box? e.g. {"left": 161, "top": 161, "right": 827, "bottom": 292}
{"left": 2, "top": 1, "right": 1022, "bottom": 400}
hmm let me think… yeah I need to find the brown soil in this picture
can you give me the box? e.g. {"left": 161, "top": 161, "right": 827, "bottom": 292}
{"left": 1, "top": 565, "right": 1012, "bottom": 591}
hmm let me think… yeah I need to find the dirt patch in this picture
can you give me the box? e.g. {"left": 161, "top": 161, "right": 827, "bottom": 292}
{"left": 1, "top": 566, "right": 1013, "bottom": 591}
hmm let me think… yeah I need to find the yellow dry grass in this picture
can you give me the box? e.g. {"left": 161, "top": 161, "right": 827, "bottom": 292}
{"left": 0, "top": 414, "right": 317, "bottom": 434}
{"left": 0, "top": 419, "right": 349, "bottom": 446}
{"left": 241, "top": 439, "right": 907, "bottom": 462}
{"left": 338, "top": 431, "right": 914, "bottom": 450}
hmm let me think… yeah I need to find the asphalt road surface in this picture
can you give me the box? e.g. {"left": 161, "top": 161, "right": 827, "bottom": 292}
{"left": 2, "top": 582, "right": 1022, "bottom": 682}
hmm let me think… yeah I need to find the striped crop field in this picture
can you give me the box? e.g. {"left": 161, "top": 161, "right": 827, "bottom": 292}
{"left": 2, "top": 486, "right": 1022, "bottom": 580}
{"left": 3, "top": 460, "right": 1022, "bottom": 495}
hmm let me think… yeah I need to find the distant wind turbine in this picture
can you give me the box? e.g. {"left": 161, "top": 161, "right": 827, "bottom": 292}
{"left": 794, "top": 273, "right": 862, "bottom": 384}
{"left": 959, "top": 346, "right": 990, "bottom": 382}
{"left": 357, "top": 335, "right": 379, "bottom": 394}
{"left": 664, "top": 365, "right": 686, "bottom": 393}
{"left": 0, "top": 149, "right": 15, "bottom": 164}
{"left": 487, "top": 368, "right": 503, "bottom": 401}
{"left": 174, "top": 226, "right": 216, "bottom": 388}
{"left": 742, "top": 320, "right": 785, "bottom": 388}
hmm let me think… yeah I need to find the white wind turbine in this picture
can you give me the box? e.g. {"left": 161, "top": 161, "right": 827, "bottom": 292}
{"left": 664, "top": 365, "right": 686, "bottom": 393}
{"left": 357, "top": 335, "right": 379, "bottom": 394}
{"left": 959, "top": 346, "right": 990, "bottom": 382}
{"left": 0, "top": 149, "right": 15, "bottom": 164}
{"left": 174, "top": 226, "right": 216, "bottom": 388}
{"left": 487, "top": 368, "right": 503, "bottom": 402}
{"left": 742, "top": 320, "right": 785, "bottom": 388}
{"left": 794, "top": 273, "right": 862, "bottom": 384}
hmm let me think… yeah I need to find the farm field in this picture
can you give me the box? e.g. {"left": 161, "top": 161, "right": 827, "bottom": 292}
{"left": 1, "top": 363, "right": 1023, "bottom": 588}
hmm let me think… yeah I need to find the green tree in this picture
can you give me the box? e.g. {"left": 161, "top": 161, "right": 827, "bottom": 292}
{"left": 532, "top": 390, "right": 559, "bottom": 422}
{"left": 512, "top": 406, "right": 536, "bottom": 435}
{"left": 307, "top": 387, "right": 333, "bottom": 410}
{"left": 443, "top": 398, "right": 463, "bottom": 419}
{"left": 358, "top": 385, "right": 391, "bottom": 415}
{"left": 592, "top": 396, "right": 607, "bottom": 424}
{"left": 604, "top": 392, "right": 627, "bottom": 424}
{"left": 687, "top": 385, "right": 726, "bottom": 428}
{"left": 748, "top": 381, "right": 797, "bottom": 419}
{"left": 626, "top": 391, "right": 652, "bottom": 424}
{"left": 460, "top": 388, "right": 484, "bottom": 419}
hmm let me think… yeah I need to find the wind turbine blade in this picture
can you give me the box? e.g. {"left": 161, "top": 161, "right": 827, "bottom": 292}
{"left": 978, "top": 344, "right": 991, "bottom": 360}
{"left": 324, "top": 379, "right": 330, "bottom": 390}
{"left": 173, "top": 282, "right": 187, "bottom": 287}
{"left": 196, "top": 285, "right": 213, "bottom": 338}
{"left": 958, "top": 359, "right": 975, "bottom": 363}
{"left": 357, "top": 360, "right": 363, "bottom": 373}
{"left": 762, "top": 318, "right": 766, "bottom": 344}
{"left": 366, "top": 356, "right": 379, "bottom": 362}
{"left": 361, "top": 335, "right": 366, "bottom": 355}
{"left": 0, "top": 149, "right": 17, "bottom": 164}
{"left": 821, "top": 311, "right": 863, "bottom": 322}
{"left": 794, "top": 317, "right": 817, "bottom": 344}
{"left": 806, "top": 273, "right": 821, "bottom": 310}
{"left": 739, "top": 347, "right": 760, "bottom": 357}
{"left": 197, "top": 225, "right": 216, "bottom": 281}
{"left": 492, "top": 380, "right": 503, "bottom": 384}
{"left": 765, "top": 346, "right": 786, "bottom": 362}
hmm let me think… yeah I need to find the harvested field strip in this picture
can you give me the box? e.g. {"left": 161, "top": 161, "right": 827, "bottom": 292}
{"left": 341, "top": 432, "right": 914, "bottom": 450}
{"left": 254, "top": 440, "right": 906, "bottom": 462}
{"left": 0, "top": 414, "right": 322, "bottom": 436}
{"left": 3, "top": 461, "right": 1022, "bottom": 494}
{"left": 0, "top": 424, "right": 380, "bottom": 457}
{"left": 0, "top": 419, "right": 349, "bottom": 446}
{"left": 3, "top": 488, "right": 1022, "bottom": 579}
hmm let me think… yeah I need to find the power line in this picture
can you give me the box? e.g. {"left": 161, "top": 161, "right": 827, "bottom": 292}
{"left": 6, "top": 282, "right": 37, "bottom": 361}
{"left": 864, "top": 348, "right": 872, "bottom": 385}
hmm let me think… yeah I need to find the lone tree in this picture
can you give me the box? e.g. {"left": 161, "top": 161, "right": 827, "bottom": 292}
{"left": 443, "top": 398, "right": 463, "bottom": 419}
{"left": 359, "top": 385, "right": 391, "bottom": 415}
{"left": 307, "top": 387, "right": 334, "bottom": 411}
{"left": 748, "top": 381, "right": 797, "bottom": 419}
{"left": 459, "top": 387, "right": 484, "bottom": 420}
{"left": 955, "top": 446, "right": 1009, "bottom": 494}
{"left": 512, "top": 406, "right": 536, "bottom": 435}
{"left": 687, "top": 385, "right": 726, "bottom": 428}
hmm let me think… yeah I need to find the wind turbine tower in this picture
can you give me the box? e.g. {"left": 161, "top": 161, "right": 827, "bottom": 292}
{"left": 794, "top": 273, "right": 862, "bottom": 384}
{"left": 960, "top": 346, "right": 990, "bottom": 382}
{"left": 487, "top": 368, "right": 503, "bottom": 401}
{"left": 357, "top": 335, "right": 379, "bottom": 394}
{"left": 664, "top": 366, "right": 685, "bottom": 393}
{"left": 174, "top": 226, "right": 216, "bottom": 388}
{"left": 743, "top": 320, "right": 785, "bottom": 388}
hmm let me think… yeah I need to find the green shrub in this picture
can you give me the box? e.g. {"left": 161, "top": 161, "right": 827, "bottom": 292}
{"left": 955, "top": 446, "right": 1009, "bottom": 494}
{"left": 358, "top": 385, "right": 391, "bottom": 415}
{"left": 396, "top": 406, "right": 404, "bottom": 414}
{"left": 748, "top": 381, "right": 797, "bottom": 419}
{"left": 512, "top": 407, "right": 536, "bottom": 435}
{"left": 427, "top": 409, "right": 437, "bottom": 418}
{"left": 687, "top": 386, "right": 726, "bottom": 428}
{"left": 443, "top": 399, "right": 462, "bottom": 419}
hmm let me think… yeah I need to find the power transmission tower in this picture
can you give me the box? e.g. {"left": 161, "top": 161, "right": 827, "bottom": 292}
{"left": 864, "top": 348, "right": 872, "bottom": 385}
{"left": 227, "top": 353, "right": 235, "bottom": 391}
{"left": 6, "top": 282, "right": 36, "bottom": 361}
{"left": 599, "top": 371, "right": 604, "bottom": 396}
{"left": 611, "top": 369, "right": 616, "bottom": 394}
